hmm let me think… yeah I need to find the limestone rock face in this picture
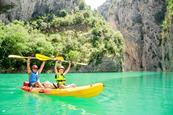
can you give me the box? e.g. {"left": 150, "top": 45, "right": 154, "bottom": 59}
{"left": 0, "top": 0, "right": 79, "bottom": 23}
{"left": 99, "top": 0, "right": 166, "bottom": 71}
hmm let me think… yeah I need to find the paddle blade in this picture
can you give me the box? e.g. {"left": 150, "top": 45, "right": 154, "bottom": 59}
{"left": 8, "top": 55, "right": 36, "bottom": 59}
{"left": 62, "top": 60, "right": 87, "bottom": 65}
{"left": 8, "top": 55, "right": 25, "bottom": 59}
{"left": 75, "top": 62, "right": 87, "bottom": 66}
{"left": 35, "top": 54, "right": 51, "bottom": 61}
{"left": 55, "top": 56, "right": 64, "bottom": 61}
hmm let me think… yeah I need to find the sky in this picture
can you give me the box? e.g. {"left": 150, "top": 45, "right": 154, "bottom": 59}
{"left": 85, "top": 0, "right": 106, "bottom": 10}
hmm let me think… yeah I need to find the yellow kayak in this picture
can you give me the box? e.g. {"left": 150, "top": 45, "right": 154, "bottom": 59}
{"left": 21, "top": 82, "right": 104, "bottom": 98}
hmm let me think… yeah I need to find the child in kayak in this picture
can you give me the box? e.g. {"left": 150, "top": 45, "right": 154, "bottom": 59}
{"left": 27, "top": 58, "right": 45, "bottom": 88}
{"left": 54, "top": 61, "right": 76, "bottom": 89}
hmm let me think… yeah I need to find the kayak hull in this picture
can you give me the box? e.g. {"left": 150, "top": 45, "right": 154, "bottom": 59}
{"left": 21, "top": 82, "right": 104, "bottom": 98}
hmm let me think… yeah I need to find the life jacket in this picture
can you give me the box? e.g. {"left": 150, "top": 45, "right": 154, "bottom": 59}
{"left": 29, "top": 72, "right": 39, "bottom": 85}
{"left": 55, "top": 73, "right": 66, "bottom": 85}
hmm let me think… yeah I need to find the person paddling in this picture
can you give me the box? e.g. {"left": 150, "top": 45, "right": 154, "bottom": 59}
{"left": 27, "top": 58, "right": 45, "bottom": 88}
{"left": 54, "top": 61, "right": 76, "bottom": 89}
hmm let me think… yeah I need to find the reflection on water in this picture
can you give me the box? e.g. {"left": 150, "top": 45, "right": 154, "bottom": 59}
{"left": 20, "top": 92, "right": 105, "bottom": 115}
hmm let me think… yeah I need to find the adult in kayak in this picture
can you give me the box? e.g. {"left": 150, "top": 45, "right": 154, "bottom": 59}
{"left": 27, "top": 58, "right": 57, "bottom": 89}
{"left": 54, "top": 61, "right": 76, "bottom": 89}
{"left": 27, "top": 58, "right": 45, "bottom": 88}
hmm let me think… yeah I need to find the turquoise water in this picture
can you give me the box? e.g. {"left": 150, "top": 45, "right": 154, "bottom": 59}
{"left": 0, "top": 72, "right": 173, "bottom": 115}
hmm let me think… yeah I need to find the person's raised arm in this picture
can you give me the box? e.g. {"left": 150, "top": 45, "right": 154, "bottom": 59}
{"left": 64, "top": 62, "right": 71, "bottom": 75}
{"left": 54, "top": 61, "right": 58, "bottom": 74}
{"left": 27, "top": 58, "right": 31, "bottom": 75}
{"left": 38, "top": 61, "right": 45, "bottom": 73}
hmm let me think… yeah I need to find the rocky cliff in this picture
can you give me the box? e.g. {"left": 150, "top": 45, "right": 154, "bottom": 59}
{"left": 161, "top": 0, "right": 173, "bottom": 71}
{"left": 99, "top": 0, "right": 166, "bottom": 71}
{"left": 0, "top": 0, "right": 80, "bottom": 23}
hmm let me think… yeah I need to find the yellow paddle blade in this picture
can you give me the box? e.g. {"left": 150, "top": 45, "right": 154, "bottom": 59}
{"left": 54, "top": 56, "right": 64, "bottom": 61}
{"left": 35, "top": 54, "right": 51, "bottom": 61}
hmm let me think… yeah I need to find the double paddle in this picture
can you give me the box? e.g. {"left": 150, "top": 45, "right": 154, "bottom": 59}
{"left": 8, "top": 54, "right": 87, "bottom": 65}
